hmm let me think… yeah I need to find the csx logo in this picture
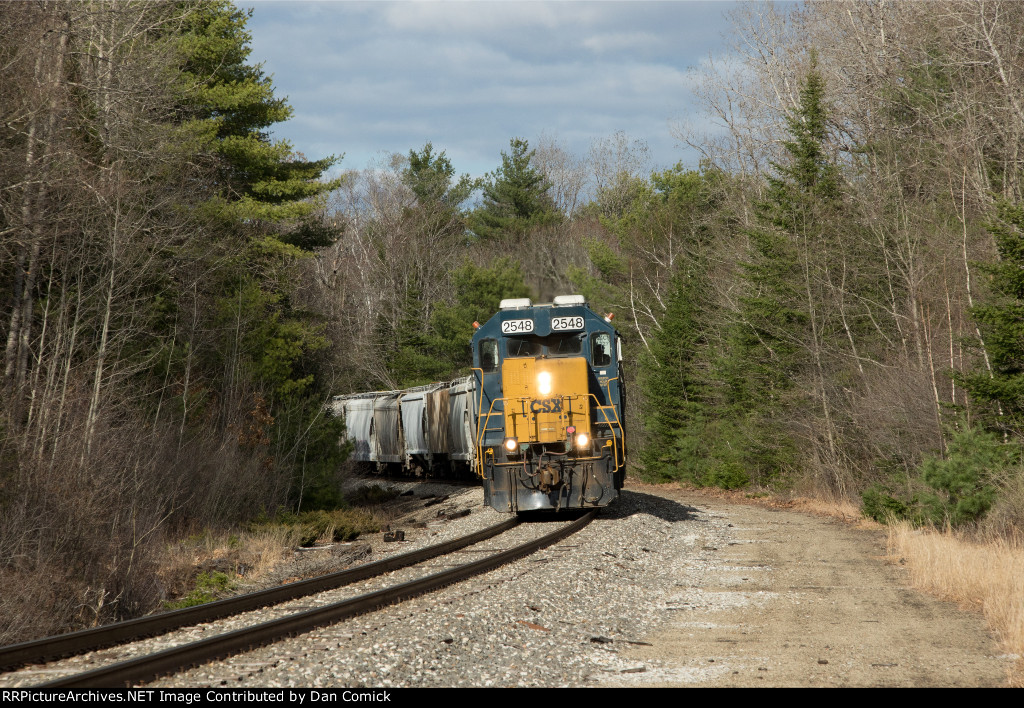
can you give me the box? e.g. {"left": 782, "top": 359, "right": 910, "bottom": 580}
{"left": 529, "top": 398, "right": 563, "bottom": 413}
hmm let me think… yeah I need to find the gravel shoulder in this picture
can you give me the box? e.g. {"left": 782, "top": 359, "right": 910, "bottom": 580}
{"left": 609, "top": 483, "right": 1012, "bottom": 687}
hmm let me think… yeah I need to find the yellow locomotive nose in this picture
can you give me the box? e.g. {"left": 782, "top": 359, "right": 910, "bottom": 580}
{"left": 501, "top": 356, "right": 590, "bottom": 446}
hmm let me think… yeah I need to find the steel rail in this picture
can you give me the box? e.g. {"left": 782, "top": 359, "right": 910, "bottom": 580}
{"left": 0, "top": 517, "right": 520, "bottom": 671}
{"left": 41, "top": 510, "right": 596, "bottom": 688}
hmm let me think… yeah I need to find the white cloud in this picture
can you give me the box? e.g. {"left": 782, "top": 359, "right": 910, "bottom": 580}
{"left": 247, "top": 0, "right": 742, "bottom": 175}
{"left": 581, "top": 31, "right": 661, "bottom": 54}
{"left": 381, "top": 1, "right": 566, "bottom": 33}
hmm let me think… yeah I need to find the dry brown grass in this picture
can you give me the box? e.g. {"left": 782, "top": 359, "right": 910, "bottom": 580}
{"left": 782, "top": 495, "right": 873, "bottom": 525}
{"left": 157, "top": 504, "right": 386, "bottom": 605}
{"left": 158, "top": 526, "right": 299, "bottom": 602}
{"left": 887, "top": 522, "right": 1024, "bottom": 685}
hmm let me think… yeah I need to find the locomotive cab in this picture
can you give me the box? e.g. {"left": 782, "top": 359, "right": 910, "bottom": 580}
{"left": 472, "top": 295, "right": 626, "bottom": 513}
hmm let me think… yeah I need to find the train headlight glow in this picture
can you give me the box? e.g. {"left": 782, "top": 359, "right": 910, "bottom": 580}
{"left": 504, "top": 437, "right": 518, "bottom": 452}
{"left": 537, "top": 371, "right": 552, "bottom": 395}
{"left": 575, "top": 432, "right": 590, "bottom": 448}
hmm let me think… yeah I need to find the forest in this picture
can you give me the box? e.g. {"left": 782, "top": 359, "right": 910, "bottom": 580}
{"left": 2, "top": 0, "right": 1023, "bottom": 642}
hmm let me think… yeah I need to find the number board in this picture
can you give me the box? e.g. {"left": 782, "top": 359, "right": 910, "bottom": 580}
{"left": 501, "top": 319, "right": 535, "bottom": 334}
{"left": 551, "top": 315, "right": 585, "bottom": 332}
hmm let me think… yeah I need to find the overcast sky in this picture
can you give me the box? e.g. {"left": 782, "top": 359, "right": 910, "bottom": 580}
{"left": 246, "top": 0, "right": 745, "bottom": 180}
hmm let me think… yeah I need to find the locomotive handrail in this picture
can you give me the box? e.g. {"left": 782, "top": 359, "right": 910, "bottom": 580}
{"left": 471, "top": 366, "right": 485, "bottom": 424}
{"left": 584, "top": 393, "right": 624, "bottom": 474}
{"left": 601, "top": 376, "right": 625, "bottom": 464}
{"left": 471, "top": 365, "right": 503, "bottom": 479}
{"left": 604, "top": 377, "right": 619, "bottom": 411}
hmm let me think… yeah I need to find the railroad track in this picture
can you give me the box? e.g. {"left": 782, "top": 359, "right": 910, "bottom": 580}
{"left": 2, "top": 510, "right": 595, "bottom": 688}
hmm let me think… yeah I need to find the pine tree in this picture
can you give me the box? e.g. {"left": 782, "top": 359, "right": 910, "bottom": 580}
{"left": 639, "top": 268, "right": 709, "bottom": 480}
{"left": 403, "top": 142, "right": 477, "bottom": 209}
{"left": 960, "top": 201, "right": 1024, "bottom": 438}
{"left": 723, "top": 60, "right": 841, "bottom": 483}
{"left": 175, "top": 1, "right": 341, "bottom": 230}
{"left": 618, "top": 165, "right": 746, "bottom": 486}
{"left": 169, "top": 2, "right": 347, "bottom": 507}
{"left": 469, "top": 138, "right": 561, "bottom": 239}
{"left": 429, "top": 259, "right": 531, "bottom": 381}
{"left": 400, "top": 142, "right": 478, "bottom": 251}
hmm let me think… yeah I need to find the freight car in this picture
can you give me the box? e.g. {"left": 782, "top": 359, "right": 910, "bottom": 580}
{"left": 330, "top": 377, "right": 478, "bottom": 475}
{"left": 331, "top": 295, "right": 626, "bottom": 513}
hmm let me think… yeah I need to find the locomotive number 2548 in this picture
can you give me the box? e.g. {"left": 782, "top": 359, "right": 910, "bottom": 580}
{"left": 501, "top": 319, "right": 535, "bottom": 334}
{"left": 551, "top": 316, "right": 585, "bottom": 331}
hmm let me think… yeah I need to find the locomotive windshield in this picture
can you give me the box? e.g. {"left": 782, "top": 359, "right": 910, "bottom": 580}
{"left": 506, "top": 333, "right": 584, "bottom": 358}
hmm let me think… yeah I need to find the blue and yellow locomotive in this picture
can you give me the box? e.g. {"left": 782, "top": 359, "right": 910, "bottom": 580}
{"left": 471, "top": 295, "right": 626, "bottom": 512}
{"left": 332, "top": 294, "right": 626, "bottom": 514}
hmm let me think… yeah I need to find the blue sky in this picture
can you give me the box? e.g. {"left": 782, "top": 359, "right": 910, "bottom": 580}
{"left": 246, "top": 1, "right": 743, "bottom": 179}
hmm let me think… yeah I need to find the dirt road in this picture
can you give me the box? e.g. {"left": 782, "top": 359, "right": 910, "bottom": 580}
{"left": 606, "top": 484, "right": 1014, "bottom": 687}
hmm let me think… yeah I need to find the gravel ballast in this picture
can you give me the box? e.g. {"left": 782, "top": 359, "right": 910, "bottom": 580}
{"left": 149, "top": 485, "right": 713, "bottom": 688}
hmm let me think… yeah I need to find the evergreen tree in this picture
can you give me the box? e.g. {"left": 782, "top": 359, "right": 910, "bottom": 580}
{"left": 633, "top": 166, "right": 749, "bottom": 487}
{"left": 723, "top": 60, "right": 840, "bottom": 483}
{"left": 377, "top": 258, "right": 531, "bottom": 388}
{"left": 170, "top": 2, "right": 346, "bottom": 507}
{"left": 640, "top": 269, "right": 713, "bottom": 480}
{"left": 918, "top": 426, "right": 1014, "bottom": 526}
{"left": 403, "top": 142, "right": 477, "bottom": 210}
{"left": 960, "top": 201, "right": 1024, "bottom": 439}
{"left": 469, "top": 138, "right": 560, "bottom": 239}
{"left": 400, "top": 142, "right": 478, "bottom": 249}
{"left": 175, "top": 1, "right": 340, "bottom": 230}
{"left": 768, "top": 69, "right": 839, "bottom": 210}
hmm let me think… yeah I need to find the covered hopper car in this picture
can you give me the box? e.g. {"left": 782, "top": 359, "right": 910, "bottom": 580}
{"left": 331, "top": 295, "right": 626, "bottom": 513}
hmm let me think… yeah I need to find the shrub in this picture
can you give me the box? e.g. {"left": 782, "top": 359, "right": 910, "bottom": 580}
{"left": 166, "top": 571, "right": 235, "bottom": 609}
{"left": 862, "top": 485, "right": 916, "bottom": 524}
{"left": 704, "top": 461, "right": 751, "bottom": 490}
{"left": 864, "top": 425, "right": 1023, "bottom": 529}
{"left": 919, "top": 426, "right": 1017, "bottom": 527}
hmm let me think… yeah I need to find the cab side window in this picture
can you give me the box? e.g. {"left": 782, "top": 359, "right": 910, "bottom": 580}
{"left": 480, "top": 339, "right": 498, "bottom": 373}
{"left": 591, "top": 332, "right": 612, "bottom": 367}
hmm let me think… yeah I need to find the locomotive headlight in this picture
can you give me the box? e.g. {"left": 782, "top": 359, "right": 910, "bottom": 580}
{"left": 575, "top": 432, "right": 590, "bottom": 449}
{"left": 504, "top": 437, "right": 518, "bottom": 452}
{"left": 537, "top": 371, "right": 552, "bottom": 396}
